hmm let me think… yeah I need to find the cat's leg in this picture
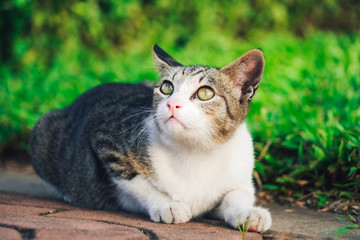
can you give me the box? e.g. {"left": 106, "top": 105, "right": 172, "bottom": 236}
{"left": 114, "top": 175, "right": 192, "bottom": 224}
{"left": 213, "top": 189, "right": 271, "bottom": 232}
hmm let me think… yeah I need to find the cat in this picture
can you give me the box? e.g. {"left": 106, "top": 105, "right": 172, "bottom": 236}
{"left": 30, "top": 44, "right": 272, "bottom": 232}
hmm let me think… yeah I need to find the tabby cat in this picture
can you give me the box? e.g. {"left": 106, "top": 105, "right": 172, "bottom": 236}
{"left": 30, "top": 45, "right": 272, "bottom": 232}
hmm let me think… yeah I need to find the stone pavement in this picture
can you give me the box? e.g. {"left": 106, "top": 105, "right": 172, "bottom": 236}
{"left": 1, "top": 167, "right": 359, "bottom": 240}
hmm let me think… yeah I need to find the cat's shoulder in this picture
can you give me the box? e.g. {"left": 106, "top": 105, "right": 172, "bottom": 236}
{"left": 55, "top": 82, "right": 154, "bottom": 120}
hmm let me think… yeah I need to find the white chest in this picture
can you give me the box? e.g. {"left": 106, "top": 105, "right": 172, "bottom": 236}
{"left": 149, "top": 124, "right": 255, "bottom": 217}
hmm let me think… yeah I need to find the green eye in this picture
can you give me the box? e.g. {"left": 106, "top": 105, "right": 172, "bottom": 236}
{"left": 197, "top": 87, "right": 214, "bottom": 101}
{"left": 160, "top": 81, "right": 174, "bottom": 95}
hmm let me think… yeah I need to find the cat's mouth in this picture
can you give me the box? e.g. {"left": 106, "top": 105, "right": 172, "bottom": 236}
{"left": 167, "top": 116, "right": 186, "bottom": 129}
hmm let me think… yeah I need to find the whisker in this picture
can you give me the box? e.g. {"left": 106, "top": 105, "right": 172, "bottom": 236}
{"left": 129, "top": 117, "right": 153, "bottom": 150}
{"left": 115, "top": 110, "right": 153, "bottom": 135}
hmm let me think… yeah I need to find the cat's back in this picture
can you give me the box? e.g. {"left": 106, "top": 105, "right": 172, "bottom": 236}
{"left": 30, "top": 82, "right": 153, "bottom": 153}
{"left": 30, "top": 82, "right": 154, "bottom": 204}
{"left": 67, "top": 82, "right": 153, "bottom": 118}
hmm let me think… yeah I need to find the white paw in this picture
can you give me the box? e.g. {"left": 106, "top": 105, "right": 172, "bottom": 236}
{"left": 149, "top": 201, "right": 192, "bottom": 224}
{"left": 226, "top": 207, "right": 272, "bottom": 232}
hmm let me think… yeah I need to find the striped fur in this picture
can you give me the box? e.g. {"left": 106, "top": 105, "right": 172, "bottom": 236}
{"left": 30, "top": 44, "right": 271, "bottom": 232}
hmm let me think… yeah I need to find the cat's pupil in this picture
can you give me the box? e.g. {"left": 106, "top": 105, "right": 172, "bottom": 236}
{"left": 160, "top": 81, "right": 174, "bottom": 95}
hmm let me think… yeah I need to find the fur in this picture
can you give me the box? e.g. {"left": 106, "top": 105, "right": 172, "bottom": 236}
{"left": 30, "top": 45, "right": 272, "bottom": 232}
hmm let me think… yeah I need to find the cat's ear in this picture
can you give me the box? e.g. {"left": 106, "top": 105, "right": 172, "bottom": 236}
{"left": 220, "top": 49, "right": 265, "bottom": 103}
{"left": 152, "top": 44, "right": 183, "bottom": 71}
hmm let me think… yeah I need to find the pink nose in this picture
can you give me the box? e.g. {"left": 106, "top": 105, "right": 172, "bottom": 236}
{"left": 167, "top": 100, "right": 182, "bottom": 115}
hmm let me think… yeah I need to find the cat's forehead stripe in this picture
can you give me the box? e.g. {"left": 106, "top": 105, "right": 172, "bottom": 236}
{"left": 177, "top": 66, "right": 212, "bottom": 77}
{"left": 182, "top": 68, "right": 186, "bottom": 75}
{"left": 191, "top": 69, "right": 205, "bottom": 76}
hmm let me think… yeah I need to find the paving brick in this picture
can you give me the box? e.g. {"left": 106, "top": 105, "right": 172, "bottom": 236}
{"left": 35, "top": 229, "right": 147, "bottom": 240}
{"left": 0, "top": 227, "right": 22, "bottom": 240}
{"left": 0, "top": 191, "right": 76, "bottom": 210}
{"left": 0, "top": 205, "right": 147, "bottom": 240}
{"left": 0, "top": 192, "right": 261, "bottom": 240}
{"left": 51, "top": 209, "right": 260, "bottom": 239}
{"left": 0, "top": 204, "right": 57, "bottom": 216}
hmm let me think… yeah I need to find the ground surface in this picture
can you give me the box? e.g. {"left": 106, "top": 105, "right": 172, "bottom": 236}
{"left": 1, "top": 165, "right": 359, "bottom": 239}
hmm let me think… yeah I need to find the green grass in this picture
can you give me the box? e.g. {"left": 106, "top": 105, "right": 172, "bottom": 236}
{"left": 247, "top": 32, "right": 360, "bottom": 196}
{"left": 330, "top": 213, "right": 360, "bottom": 239}
{"left": 236, "top": 217, "right": 251, "bottom": 239}
{"left": 1, "top": 31, "right": 359, "bottom": 197}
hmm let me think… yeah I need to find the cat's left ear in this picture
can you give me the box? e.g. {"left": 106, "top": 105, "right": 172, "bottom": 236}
{"left": 152, "top": 44, "right": 183, "bottom": 71}
{"left": 220, "top": 49, "right": 265, "bottom": 103}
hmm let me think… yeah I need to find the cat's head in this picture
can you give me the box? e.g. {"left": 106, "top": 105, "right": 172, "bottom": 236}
{"left": 151, "top": 44, "right": 264, "bottom": 150}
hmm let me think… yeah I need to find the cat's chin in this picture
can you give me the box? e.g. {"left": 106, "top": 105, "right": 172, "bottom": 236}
{"left": 163, "top": 124, "right": 189, "bottom": 143}
{"left": 166, "top": 117, "right": 186, "bottom": 131}
{"left": 158, "top": 128, "right": 217, "bottom": 153}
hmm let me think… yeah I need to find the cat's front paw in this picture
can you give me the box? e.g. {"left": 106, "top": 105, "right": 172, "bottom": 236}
{"left": 149, "top": 201, "right": 192, "bottom": 224}
{"left": 226, "top": 207, "right": 271, "bottom": 233}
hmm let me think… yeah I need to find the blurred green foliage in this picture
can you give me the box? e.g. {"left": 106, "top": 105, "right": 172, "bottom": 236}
{"left": 1, "top": 0, "right": 359, "bottom": 196}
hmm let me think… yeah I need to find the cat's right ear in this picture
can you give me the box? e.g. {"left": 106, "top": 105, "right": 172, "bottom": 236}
{"left": 220, "top": 49, "right": 265, "bottom": 103}
{"left": 152, "top": 44, "right": 183, "bottom": 72}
